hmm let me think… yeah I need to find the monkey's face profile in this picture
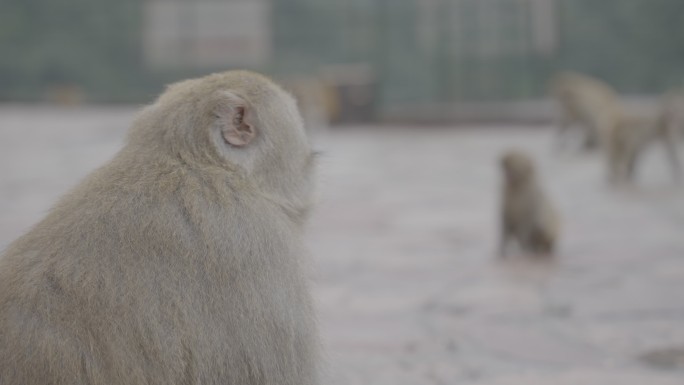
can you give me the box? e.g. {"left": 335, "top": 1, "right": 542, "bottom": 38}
{"left": 501, "top": 151, "right": 535, "bottom": 188}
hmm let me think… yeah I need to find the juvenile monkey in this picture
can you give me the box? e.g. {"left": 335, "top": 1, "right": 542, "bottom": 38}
{"left": 0, "top": 71, "right": 320, "bottom": 384}
{"left": 499, "top": 150, "right": 560, "bottom": 257}
{"left": 550, "top": 71, "right": 621, "bottom": 151}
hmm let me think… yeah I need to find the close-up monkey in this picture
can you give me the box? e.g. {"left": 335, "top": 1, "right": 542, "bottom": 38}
{"left": 607, "top": 111, "right": 682, "bottom": 185}
{"left": 499, "top": 150, "right": 560, "bottom": 257}
{"left": 0, "top": 71, "right": 320, "bottom": 384}
{"left": 550, "top": 71, "right": 622, "bottom": 151}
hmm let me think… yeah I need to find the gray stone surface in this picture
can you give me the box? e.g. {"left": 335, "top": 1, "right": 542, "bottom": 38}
{"left": 1, "top": 106, "right": 683, "bottom": 384}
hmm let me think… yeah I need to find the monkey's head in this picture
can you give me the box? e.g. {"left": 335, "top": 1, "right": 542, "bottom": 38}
{"left": 129, "top": 70, "right": 317, "bottom": 217}
{"left": 500, "top": 150, "right": 536, "bottom": 187}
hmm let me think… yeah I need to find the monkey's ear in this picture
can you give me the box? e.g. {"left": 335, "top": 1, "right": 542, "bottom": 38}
{"left": 214, "top": 92, "right": 256, "bottom": 147}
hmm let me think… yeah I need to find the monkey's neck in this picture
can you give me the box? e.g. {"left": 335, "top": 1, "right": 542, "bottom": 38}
{"left": 259, "top": 192, "right": 312, "bottom": 226}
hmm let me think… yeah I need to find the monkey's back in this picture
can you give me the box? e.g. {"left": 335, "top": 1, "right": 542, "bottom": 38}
{"left": 551, "top": 72, "right": 620, "bottom": 123}
{"left": 0, "top": 153, "right": 318, "bottom": 385}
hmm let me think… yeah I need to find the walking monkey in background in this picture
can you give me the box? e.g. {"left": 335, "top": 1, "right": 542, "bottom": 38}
{"left": 550, "top": 71, "right": 622, "bottom": 151}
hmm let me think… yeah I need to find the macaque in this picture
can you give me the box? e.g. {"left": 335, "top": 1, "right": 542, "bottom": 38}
{"left": 607, "top": 111, "right": 682, "bottom": 185}
{"left": 499, "top": 150, "right": 560, "bottom": 257}
{"left": 0, "top": 71, "right": 320, "bottom": 384}
{"left": 659, "top": 89, "right": 684, "bottom": 140}
{"left": 550, "top": 71, "right": 621, "bottom": 151}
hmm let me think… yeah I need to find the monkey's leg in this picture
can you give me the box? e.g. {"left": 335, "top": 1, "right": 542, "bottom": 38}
{"left": 498, "top": 222, "right": 514, "bottom": 258}
{"left": 607, "top": 126, "right": 633, "bottom": 185}
{"left": 607, "top": 145, "right": 624, "bottom": 185}
{"left": 589, "top": 115, "right": 615, "bottom": 152}
{"left": 530, "top": 230, "right": 555, "bottom": 257}
{"left": 624, "top": 144, "right": 641, "bottom": 183}
{"left": 554, "top": 115, "right": 575, "bottom": 150}
{"left": 582, "top": 127, "right": 600, "bottom": 151}
{"left": 661, "top": 136, "right": 683, "bottom": 183}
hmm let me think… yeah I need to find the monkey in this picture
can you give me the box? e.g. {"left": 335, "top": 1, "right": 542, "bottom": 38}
{"left": 549, "top": 71, "right": 621, "bottom": 151}
{"left": 659, "top": 89, "right": 684, "bottom": 141}
{"left": 606, "top": 110, "right": 682, "bottom": 185}
{"left": 499, "top": 150, "right": 560, "bottom": 257}
{"left": 0, "top": 70, "right": 320, "bottom": 385}
{"left": 606, "top": 114, "right": 649, "bottom": 184}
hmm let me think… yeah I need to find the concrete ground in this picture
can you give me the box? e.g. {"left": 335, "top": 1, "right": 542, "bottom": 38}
{"left": 1, "top": 106, "right": 683, "bottom": 384}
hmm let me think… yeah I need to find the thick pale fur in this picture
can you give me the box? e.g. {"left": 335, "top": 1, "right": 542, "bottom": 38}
{"left": 550, "top": 71, "right": 622, "bottom": 150}
{"left": 499, "top": 150, "right": 560, "bottom": 257}
{"left": 608, "top": 114, "right": 653, "bottom": 184}
{"left": 607, "top": 110, "right": 682, "bottom": 185}
{"left": 659, "top": 90, "right": 684, "bottom": 141}
{"left": 0, "top": 70, "right": 320, "bottom": 384}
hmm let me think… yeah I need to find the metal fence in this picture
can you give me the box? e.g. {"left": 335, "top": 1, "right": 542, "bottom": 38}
{"left": 272, "top": 0, "right": 684, "bottom": 107}
{"left": 3, "top": 0, "right": 684, "bottom": 116}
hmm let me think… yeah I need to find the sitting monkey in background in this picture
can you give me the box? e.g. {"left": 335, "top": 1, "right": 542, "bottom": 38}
{"left": 550, "top": 71, "right": 621, "bottom": 151}
{"left": 0, "top": 71, "right": 320, "bottom": 385}
{"left": 499, "top": 150, "right": 560, "bottom": 257}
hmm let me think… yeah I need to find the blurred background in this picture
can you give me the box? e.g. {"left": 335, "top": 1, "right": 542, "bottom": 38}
{"left": 3, "top": 0, "right": 684, "bottom": 119}
{"left": 2, "top": 1, "right": 684, "bottom": 384}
